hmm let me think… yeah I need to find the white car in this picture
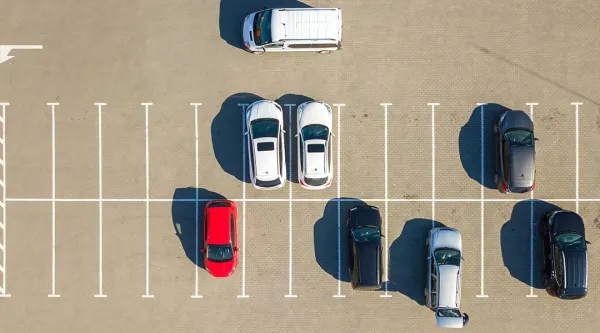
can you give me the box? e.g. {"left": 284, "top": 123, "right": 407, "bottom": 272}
{"left": 296, "top": 101, "right": 333, "bottom": 189}
{"left": 425, "top": 227, "right": 468, "bottom": 328}
{"left": 245, "top": 100, "right": 286, "bottom": 190}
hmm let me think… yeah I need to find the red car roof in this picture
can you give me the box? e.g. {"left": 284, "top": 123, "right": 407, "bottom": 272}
{"left": 206, "top": 206, "right": 232, "bottom": 245}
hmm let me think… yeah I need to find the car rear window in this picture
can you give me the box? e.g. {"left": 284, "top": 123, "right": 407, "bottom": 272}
{"left": 307, "top": 144, "right": 325, "bottom": 153}
{"left": 257, "top": 142, "right": 275, "bottom": 151}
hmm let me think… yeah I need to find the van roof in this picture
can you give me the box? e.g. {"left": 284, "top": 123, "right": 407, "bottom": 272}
{"left": 270, "top": 8, "right": 341, "bottom": 42}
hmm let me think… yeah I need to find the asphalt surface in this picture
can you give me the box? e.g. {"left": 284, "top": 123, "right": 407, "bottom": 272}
{"left": 1, "top": 0, "right": 600, "bottom": 332}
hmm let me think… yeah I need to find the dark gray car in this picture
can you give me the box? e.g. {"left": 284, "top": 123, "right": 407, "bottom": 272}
{"left": 347, "top": 205, "right": 382, "bottom": 290}
{"left": 494, "top": 110, "right": 537, "bottom": 193}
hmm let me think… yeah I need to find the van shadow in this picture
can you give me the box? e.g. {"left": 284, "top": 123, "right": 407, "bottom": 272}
{"left": 459, "top": 103, "right": 511, "bottom": 189}
{"left": 172, "top": 187, "right": 226, "bottom": 268}
{"left": 212, "top": 93, "right": 264, "bottom": 183}
{"left": 501, "top": 200, "right": 562, "bottom": 289}
{"left": 314, "top": 198, "right": 367, "bottom": 283}
{"left": 219, "top": 0, "right": 312, "bottom": 49}
{"left": 276, "top": 94, "right": 313, "bottom": 183}
{"left": 388, "top": 219, "right": 446, "bottom": 306}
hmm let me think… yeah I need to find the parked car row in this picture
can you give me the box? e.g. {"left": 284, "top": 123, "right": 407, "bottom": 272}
{"left": 198, "top": 196, "right": 590, "bottom": 328}
{"left": 245, "top": 100, "right": 334, "bottom": 190}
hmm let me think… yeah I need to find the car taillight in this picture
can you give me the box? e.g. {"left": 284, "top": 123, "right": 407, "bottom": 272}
{"left": 501, "top": 181, "right": 508, "bottom": 192}
{"left": 531, "top": 182, "right": 536, "bottom": 191}
{"left": 299, "top": 179, "right": 306, "bottom": 186}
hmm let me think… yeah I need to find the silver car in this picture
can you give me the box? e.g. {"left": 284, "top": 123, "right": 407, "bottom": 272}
{"left": 245, "top": 100, "right": 286, "bottom": 190}
{"left": 296, "top": 101, "right": 334, "bottom": 189}
{"left": 425, "top": 227, "right": 468, "bottom": 328}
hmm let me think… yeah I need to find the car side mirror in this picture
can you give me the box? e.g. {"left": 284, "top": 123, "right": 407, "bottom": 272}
{"left": 331, "top": 133, "right": 335, "bottom": 137}
{"left": 244, "top": 131, "right": 248, "bottom": 136}
{"left": 381, "top": 234, "right": 385, "bottom": 238}
{"left": 294, "top": 134, "right": 299, "bottom": 138}
{"left": 234, "top": 247, "right": 239, "bottom": 252}
{"left": 282, "top": 129, "right": 286, "bottom": 133}
{"left": 534, "top": 138, "right": 540, "bottom": 141}
{"left": 586, "top": 240, "right": 591, "bottom": 245}
{"left": 200, "top": 248, "right": 205, "bottom": 253}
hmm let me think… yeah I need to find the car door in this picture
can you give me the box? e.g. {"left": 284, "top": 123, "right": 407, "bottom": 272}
{"left": 502, "top": 138, "right": 510, "bottom": 183}
{"left": 553, "top": 245, "right": 564, "bottom": 288}
{"left": 263, "top": 42, "right": 284, "bottom": 52}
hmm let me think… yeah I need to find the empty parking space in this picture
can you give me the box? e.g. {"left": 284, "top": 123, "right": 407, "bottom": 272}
{"left": 54, "top": 102, "right": 99, "bottom": 199}
{"left": 55, "top": 203, "right": 98, "bottom": 297}
{"left": 578, "top": 103, "right": 600, "bottom": 199}
{"left": 102, "top": 103, "right": 146, "bottom": 199}
{"left": 388, "top": 103, "right": 432, "bottom": 200}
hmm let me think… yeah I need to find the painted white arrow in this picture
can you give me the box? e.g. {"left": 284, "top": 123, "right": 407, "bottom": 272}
{"left": 0, "top": 45, "right": 43, "bottom": 64}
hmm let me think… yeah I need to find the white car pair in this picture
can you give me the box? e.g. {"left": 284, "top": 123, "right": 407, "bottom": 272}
{"left": 245, "top": 100, "right": 333, "bottom": 190}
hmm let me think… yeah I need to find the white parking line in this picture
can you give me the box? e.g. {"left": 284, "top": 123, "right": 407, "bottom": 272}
{"left": 0, "top": 102, "right": 10, "bottom": 297}
{"left": 428, "top": 103, "right": 439, "bottom": 227}
{"left": 572, "top": 102, "right": 582, "bottom": 214}
{"left": 476, "top": 103, "right": 489, "bottom": 298}
{"left": 141, "top": 103, "right": 154, "bottom": 298}
{"left": 190, "top": 103, "right": 203, "bottom": 299}
{"left": 237, "top": 103, "right": 249, "bottom": 299}
{"left": 94, "top": 103, "right": 107, "bottom": 298}
{"left": 526, "top": 102, "right": 538, "bottom": 298}
{"left": 47, "top": 102, "right": 60, "bottom": 298}
{"left": 380, "top": 103, "right": 392, "bottom": 298}
{"left": 333, "top": 103, "right": 345, "bottom": 298}
{"left": 284, "top": 104, "right": 297, "bottom": 299}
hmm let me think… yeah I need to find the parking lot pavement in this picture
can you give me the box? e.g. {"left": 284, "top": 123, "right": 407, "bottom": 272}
{"left": 338, "top": 105, "right": 385, "bottom": 200}
{"left": 435, "top": 102, "right": 482, "bottom": 199}
{"left": 6, "top": 102, "right": 52, "bottom": 198}
{"left": 55, "top": 203, "right": 99, "bottom": 297}
{"left": 578, "top": 103, "right": 600, "bottom": 199}
{"left": 54, "top": 101, "right": 100, "bottom": 199}
{"left": 102, "top": 202, "right": 146, "bottom": 299}
{"left": 5, "top": 203, "right": 51, "bottom": 297}
{"left": 245, "top": 202, "right": 289, "bottom": 297}
{"left": 102, "top": 103, "right": 146, "bottom": 199}
{"left": 388, "top": 103, "right": 432, "bottom": 201}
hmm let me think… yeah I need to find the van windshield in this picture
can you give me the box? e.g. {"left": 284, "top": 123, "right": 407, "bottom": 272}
{"left": 253, "top": 10, "right": 273, "bottom": 46}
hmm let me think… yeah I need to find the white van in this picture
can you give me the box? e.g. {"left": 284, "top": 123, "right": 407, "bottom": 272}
{"left": 242, "top": 8, "right": 342, "bottom": 54}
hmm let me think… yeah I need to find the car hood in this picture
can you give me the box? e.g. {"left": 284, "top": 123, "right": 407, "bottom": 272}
{"left": 247, "top": 100, "right": 281, "bottom": 123}
{"left": 500, "top": 110, "right": 534, "bottom": 133}
{"left": 431, "top": 228, "right": 462, "bottom": 252}
{"left": 509, "top": 146, "right": 535, "bottom": 188}
{"left": 206, "top": 257, "right": 237, "bottom": 278}
{"left": 436, "top": 315, "right": 463, "bottom": 329}
{"left": 298, "top": 102, "right": 332, "bottom": 128}
{"left": 242, "top": 13, "right": 257, "bottom": 47}
{"left": 357, "top": 241, "right": 381, "bottom": 286}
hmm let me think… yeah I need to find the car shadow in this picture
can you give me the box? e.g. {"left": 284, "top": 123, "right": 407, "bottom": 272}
{"left": 314, "top": 198, "right": 369, "bottom": 283}
{"left": 276, "top": 94, "right": 313, "bottom": 183}
{"left": 388, "top": 218, "right": 446, "bottom": 306}
{"left": 212, "top": 93, "right": 264, "bottom": 183}
{"left": 219, "top": 0, "right": 312, "bottom": 50}
{"left": 172, "top": 187, "right": 227, "bottom": 268}
{"left": 459, "top": 103, "right": 511, "bottom": 189}
{"left": 501, "top": 200, "right": 562, "bottom": 289}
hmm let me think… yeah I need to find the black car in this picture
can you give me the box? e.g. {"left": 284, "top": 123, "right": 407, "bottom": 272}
{"left": 347, "top": 205, "right": 383, "bottom": 290}
{"left": 494, "top": 110, "right": 538, "bottom": 193}
{"left": 540, "top": 210, "right": 590, "bottom": 299}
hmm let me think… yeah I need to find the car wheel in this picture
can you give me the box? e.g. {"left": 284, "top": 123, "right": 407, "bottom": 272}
{"left": 252, "top": 51, "right": 264, "bottom": 55}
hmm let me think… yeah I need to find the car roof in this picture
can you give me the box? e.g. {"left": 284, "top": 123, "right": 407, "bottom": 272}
{"left": 304, "top": 140, "right": 327, "bottom": 176}
{"left": 357, "top": 241, "right": 381, "bottom": 286}
{"left": 270, "top": 8, "right": 341, "bottom": 42}
{"left": 437, "top": 265, "right": 460, "bottom": 308}
{"left": 509, "top": 146, "right": 535, "bottom": 188}
{"left": 206, "top": 207, "right": 232, "bottom": 245}
{"left": 253, "top": 138, "right": 279, "bottom": 181}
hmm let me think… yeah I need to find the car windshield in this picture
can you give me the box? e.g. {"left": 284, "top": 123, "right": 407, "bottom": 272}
{"left": 434, "top": 249, "right": 461, "bottom": 266}
{"left": 556, "top": 232, "right": 586, "bottom": 251}
{"left": 301, "top": 125, "right": 329, "bottom": 141}
{"left": 505, "top": 129, "right": 534, "bottom": 147}
{"left": 251, "top": 119, "right": 279, "bottom": 138}
{"left": 351, "top": 226, "right": 380, "bottom": 242}
{"left": 253, "top": 10, "right": 273, "bottom": 46}
{"left": 206, "top": 244, "right": 234, "bottom": 262}
{"left": 437, "top": 309, "right": 462, "bottom": 318}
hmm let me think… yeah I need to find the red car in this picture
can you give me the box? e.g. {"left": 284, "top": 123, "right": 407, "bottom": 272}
{"left": 200, "top": 200, "right": 238, "bottom": 277}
